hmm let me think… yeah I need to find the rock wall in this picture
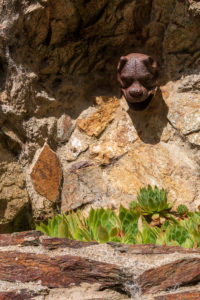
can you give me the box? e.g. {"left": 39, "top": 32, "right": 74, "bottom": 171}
{"left": 0, "top": 0, "right": 200, "bottom": 228}
{"left": 0, "top": 231, "right": 200, "bottom": 299}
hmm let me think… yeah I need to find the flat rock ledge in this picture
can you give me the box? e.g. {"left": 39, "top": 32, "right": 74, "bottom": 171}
{"left": 0, "top": 232, "right": 200, "bottom": 299}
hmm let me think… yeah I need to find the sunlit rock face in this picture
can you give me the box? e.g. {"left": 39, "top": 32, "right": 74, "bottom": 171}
{"left": 0, "top": 0, "right": 200, "bottom": 224}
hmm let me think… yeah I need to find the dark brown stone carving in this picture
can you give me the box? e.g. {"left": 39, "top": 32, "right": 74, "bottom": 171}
{"left": 117, "top": 53, "right": 158, "bottom": 110}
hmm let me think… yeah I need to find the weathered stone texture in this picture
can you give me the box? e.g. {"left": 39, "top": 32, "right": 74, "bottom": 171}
{"left": 161, "top": 77, "right": 200, "bottom": 146}
{"left": 0, "top": 145, "right": 30, "bottom": 233}
{"left": 0, "top": 231, "right": 200, "bottom": 299}
{"left": 77, "top": 97, "right": 119, "bottom": 137}
{"left": 57, "top": 114, "right": 74, "bottom": 143}
{"left": 0, "top": 0, "right": 200, "bottom": 222}
{"left": 107, "top": 140, "right": 200, "bottom": 209}
{"left": 61, "top": 165, "right": 107, "bottom": 212}
{"left": 155, "top": 291, "right": 200, "bottom": 300}
{"left": 60, "top": 93, "right": 200, "bottom": 211}
{"left": 0, "top": 252, "right": 125, "bottom": 289}
{"left": 137, "top": 258, "right": 200, "bottom": 294}
{"left": 31, "top": 144, "right": 62, "bottom": 203}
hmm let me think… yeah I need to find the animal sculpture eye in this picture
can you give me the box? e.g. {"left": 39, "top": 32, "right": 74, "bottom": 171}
{"left": 140, "top": 77, "right": 154, "bottom": 88}
{"left": 121, "top": 77, "right": 132, "bottom": 88}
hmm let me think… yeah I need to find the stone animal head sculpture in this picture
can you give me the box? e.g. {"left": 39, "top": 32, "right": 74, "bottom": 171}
{"left": 117, "top": 53, "right": 158, "bottom": 110}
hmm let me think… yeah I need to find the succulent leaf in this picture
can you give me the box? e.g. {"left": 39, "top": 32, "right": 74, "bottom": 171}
{"left": 97, "top": 225, "right": 109, "bottom": 243}
{"left": 177, "top": 204, "right": 189, "bottom": 216}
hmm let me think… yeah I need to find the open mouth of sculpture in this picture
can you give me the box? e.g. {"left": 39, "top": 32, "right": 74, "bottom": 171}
{"left": 126, "top": 94, "right": 153, "bottom": 111}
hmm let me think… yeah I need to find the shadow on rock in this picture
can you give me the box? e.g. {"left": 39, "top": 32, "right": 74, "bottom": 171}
{"left": 127, "top": 88, "right": 169, "bottom": 144}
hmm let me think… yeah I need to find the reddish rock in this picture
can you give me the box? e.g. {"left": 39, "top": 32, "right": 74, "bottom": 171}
{"left": 109, "top": 243, "right": 200, "bottom": 255}
{"left": 0, "top": 231, "right": 41, "bottom": 247}
{"left": 137, "top": 258, "right": 200, "bottom": 294}
{"left": 0, "top": 290, "right": 40, "bottom": 300}
{"left": 0, "top": 251, "right": 127, "bottom": 290}
{"left": 31, "top": 144, "right": 62, "bottom": 202}
{"left": 155, "top": 290, "right": 200, "bottom": 300}
{"left": 41, "top": 237, "right": 97, "bottom": 249}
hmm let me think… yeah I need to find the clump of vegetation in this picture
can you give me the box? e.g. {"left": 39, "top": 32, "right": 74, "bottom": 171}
{"left": 36, "top": 185, "right": 200, "bottom": 248}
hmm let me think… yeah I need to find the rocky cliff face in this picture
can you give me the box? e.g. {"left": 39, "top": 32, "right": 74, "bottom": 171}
{"left": 0, "top": 0, "right": 200, "bottom": 229}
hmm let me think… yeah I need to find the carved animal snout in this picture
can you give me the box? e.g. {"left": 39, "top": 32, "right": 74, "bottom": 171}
{"left": 129, "top": 86, "right": 146, "bottom": 98}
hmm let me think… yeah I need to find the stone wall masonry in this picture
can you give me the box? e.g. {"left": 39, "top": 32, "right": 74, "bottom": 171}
{"left": 0, "top": 0, "right": 200, "bottom": 228}
{"left": 0, "top": 231, "right": 200, "bottom": 299}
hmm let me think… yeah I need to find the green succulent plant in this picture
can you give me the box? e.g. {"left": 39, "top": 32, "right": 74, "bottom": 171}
{"left": 166, "top": 225, "right": 194, "bottom": 248}
{"left": 36, "top": 185, "right": 200, "bottom": 249}
{"left": 137, "top": 185, "right": 174, "bottom": 215}
{"left": 177, "top": 204, "right": 189, "bottom": 216}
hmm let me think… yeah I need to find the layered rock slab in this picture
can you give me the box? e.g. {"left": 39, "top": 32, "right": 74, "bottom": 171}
{"left": 155, "top": 291, "right": 200, "bottom": 300}
{"left": 0, "top": 231, "right": 200, "bottom": 299}
{"left": 137, "top": 258, "right": 200, "bottom": 294}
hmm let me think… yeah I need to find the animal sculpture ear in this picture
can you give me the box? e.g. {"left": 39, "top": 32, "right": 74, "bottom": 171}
{"left": 117, "top": 56, "right": 128, "bottom": 73}
{"left": 143, "top": 56, "right": 158, "bottom": 77}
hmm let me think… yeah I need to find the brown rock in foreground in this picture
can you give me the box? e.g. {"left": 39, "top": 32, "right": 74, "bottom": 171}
{"left": 31, "top": 144, "right": 62, "bottom": 202}
{"left": 41, "top": 236, "right": 97, "bottom": 250}
{"left": 137, "top": 258, "right": 200, "bottom": 294}
{"left": 0, "top": 251, "right": 127, "bottom": 290}
{"left": 0, "top": 231, "right": 200, "bottom": 299}
{"left": 109, "top": 242, "right": 200, "bottom": 255}
{"left": 0, "top": 230, "right": 41, "bottom": 247}
{"left": 155, "top": 290, "right": 200, "bottom": 300}
{"left": 0, "top": 290, "right": 40, "bottom": 300}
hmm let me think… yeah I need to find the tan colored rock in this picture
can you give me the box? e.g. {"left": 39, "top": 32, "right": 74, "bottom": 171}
{"left": 77, "top": 97, "right": 119, "bottom": 137}
{"left": 59, "top": 91, "right": 200, "bottom": 212}
{"left": 161, "top": 76, "right": 200, "bottom": 146}
{"left": 107, "top": 141, "right": 200, "bottom": 209}
{"left": 99, "top": 99, "right": 138, "bottom": 147}
{"left": 31, "top": 144, "right": 62, "bottom": 202}
{"left": 61, "top": 165, "right": 107, "bottom": 212}
{"left": 90, "top": 141, "right": 127, "bottom": 165}
{"left": 188, "top": 0, "right": 200, "bottom": 16}
{"left": 0, "top": 145, "right": 29, "bottom": 232}
{"left": 57, "top": 114, "right": 74, "bottom": 143}
{"left": 64, "top": 128, "right": 92, "bottom": 162}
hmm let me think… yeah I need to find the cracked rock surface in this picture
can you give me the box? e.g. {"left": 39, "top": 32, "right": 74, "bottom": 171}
{"left": 0, "top": 0, "right": 200, "bottom": 228}
{"left": 1, "top": 231, "right": 200, "bottom": 299}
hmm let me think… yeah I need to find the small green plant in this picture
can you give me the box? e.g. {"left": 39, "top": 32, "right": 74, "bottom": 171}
{"left": 177, "top": 204, "right": 188, "bottom": 216}
{"left": 130, "top": 185, "right": 175, "bottom": 216}
{"left": 36, "top": 185, "right": 200, "bottom": 249}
